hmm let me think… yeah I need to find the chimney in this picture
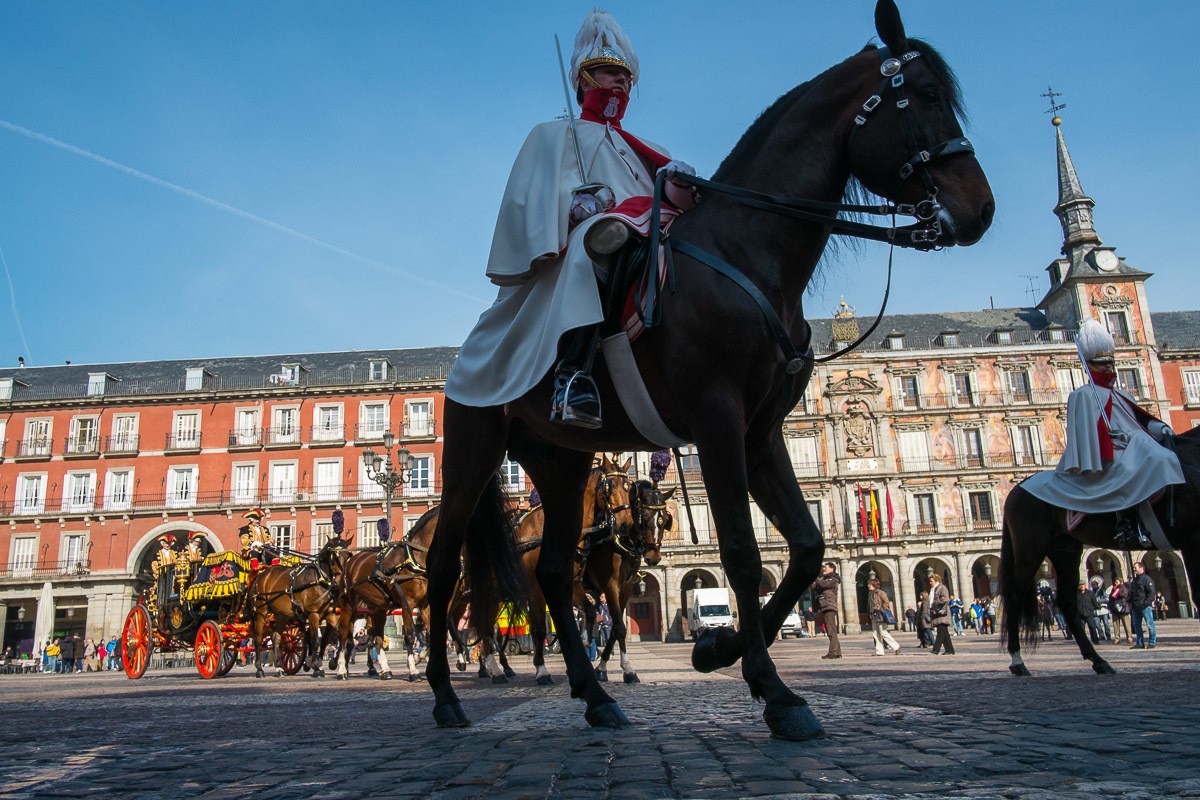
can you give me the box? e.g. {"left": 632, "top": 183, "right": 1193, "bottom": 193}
{"left": 18, "top": 356, "right": 24, "bottom": 368}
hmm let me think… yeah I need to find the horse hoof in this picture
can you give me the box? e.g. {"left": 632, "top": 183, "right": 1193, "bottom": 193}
{"left": 408, "top": 674, "right": 418, "bottom": 683}
{"left": 336, "top": 673, "right": 348, "bottom": 681}
{"left": 536, "top": 675, "right": 554, "bottom": 686}
{"left": 433, "top": 702, "right": 471, "bottom": 729}
{"left": 255, "top": 669, "right": 264, "bottom": 679}
{"left": 275, "top": 670, "right": 284, "bottom": 678}
{"left": 1009, "top": 664, "right": 1032, "bottom": 677}
{"left": 1092, "top": 661, "right": 1117, "bottom": 675}
{"left": 491, "top": 674, "right": 508, "bottom": 684}
{"left": 623, "top": 672, "right": 640, "bottom": 685}
{"left": 585, "top": 702, "right": 630, "bottom": 729}
{"left": 312, "top": 669, "right": 324, "bottom": 679}
{"left": 595, "top": 668, "right": 608, "bottom": 682}
{"left": 380, "top": 671, "right": 393, "bottom": 681}
{"left": 763, "top": 703, "right": 825, "bottom": 741}
{"left": 329, "top": 659, "right": 338, "bottom": 671}
{"left": 503, "top": 666, "right": 516, "bottom": 679}
{"left": 456, "top": 662, "right": 467, "bottom": 672}
{"left": 691, "top": 627, "right": 740, "bottom": 673}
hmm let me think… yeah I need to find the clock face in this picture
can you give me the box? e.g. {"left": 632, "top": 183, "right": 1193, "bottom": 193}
{"left": 1094, "top": 250, "right": 1119, "bottom": 272}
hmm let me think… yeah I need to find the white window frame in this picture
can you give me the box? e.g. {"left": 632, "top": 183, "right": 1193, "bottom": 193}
{"left": 68, "top": 416, "right": 100, "bottom": 455}
{"left": 314, "top": 459, "right": 343, "bottom": 502}
{"left": 185, "top": 367, "right": 207, "bottom": 391}
{"left": 271, "top": 405, "right": 300, "bottom": 445}
{"left": 231, "top": 462, "right": 259, "bottom": 505}
{"left": 234, "top": 407, "right": 261, "bottom": 446}
{"left": 23, "top": 418, "right": 52, "bottom": 457}
{"left": 313, "top": 404, "right": 344, "bottom": 441}
{"left": 63, "top": 471, "right": 96, "bottom": 513}
{"left": 958, "top": 426, "right": 986, "bottom": 468}
{"left": 358, "top": 401, "right": 389, "bottom": 440}
{"left": 166, "top": 466, "right": 199, "bottom": 508}
{"left": 104, "top": 468, "right": 134, "bottom": 511}
{"left": 9, "top": 536, "right": 37, "bottom": 577}
{"left": 16, "top": 473, "right": 47, "bottom": 514}
{"left": 1104, "top": 311, "right": 1132, "bottom": 345}
{"left": 1184, "top": 370, "right": 1200, "bottom": 407}
{"left": 368, "top": 360, "right": 389, "bottom": 382}
{"left": 111, "top": 413, "right": 139, "bottom": 452}
{"left": 499, "top": 457, "right": 525, "bottom": 491}
{"left": 897, "top": 429, "right": 931, "bottom": 472}
{"left": 405, "top": 455, "right": 434, "bottom": 497}
{"left": 896, "top": 375, "right": 921, "bottom": 409}
{"left": 270, "top": 523, "right": 294, "bottom": 552}
{"left": 1012, "top": 423, "right": 1043, "bottom": 466}
{"left": 61, "top": 533, "right": 87, "bottom": 571}
{"left": 359, "top": 518, "right": 382, "bottom": 549}
{"left": 913, "top": 493, "right": 938, "bottom": 532}
{"left": 172, "top": 411, "right": 201, "bottom": 449}
{"left": 1117, "top": 366, "right": 1144, "bottom": 399}
{"left": 786, "top": 436, "right": 820, "bottom": 478}
{"left": 0, "top": 378, "right": 13, "bottom": 401}
{"left": 1055, "top": 367, "right": 1085, "bottom": 403}
{"left": 269, "top": 460, "right": 299, "bottom": 503}
{"left": 1006, "top": 369, "right": 1032, "bottom": 403}
{"left": 967, "top": 490, "right": 996, "bottom": 530}
{"left": 87, "top": 373, "right": 107, "bottom": 396}
{"left": 404, "top": 399, "right": 434, "bottom": 437}
{"left": 950, "top": 372, "right": 975, "bottom": 408}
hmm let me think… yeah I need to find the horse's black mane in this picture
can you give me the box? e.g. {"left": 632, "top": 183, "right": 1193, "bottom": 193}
{"left": 715, "top": 38, "right": 965, "bottom": 181}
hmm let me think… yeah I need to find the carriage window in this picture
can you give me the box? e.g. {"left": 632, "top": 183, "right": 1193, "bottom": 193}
{"left": 914, "top": 494, "right": 937, "bottom": 533}
{"left": 969, "top": 492, "right": 994, "bottom": 530}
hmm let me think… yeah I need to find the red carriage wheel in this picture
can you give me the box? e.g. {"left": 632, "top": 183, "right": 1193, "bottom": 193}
{"left": 194, "top": 621, "right": 223, "bottom": 679}
{"left": 216, "top": 644, "right": 237, "bottom": 677}
{"left": 121, "top": 605, "right": 153, "bottom": 680}
{"left": 278, "top": 623, "right": 306, "bottom": 676}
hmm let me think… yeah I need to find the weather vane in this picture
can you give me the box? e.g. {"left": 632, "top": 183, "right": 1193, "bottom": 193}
{"left": 1041, "top": 85, "right": 1066, "bottom": 125}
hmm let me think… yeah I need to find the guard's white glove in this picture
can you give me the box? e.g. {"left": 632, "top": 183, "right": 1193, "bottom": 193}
{"left": 569, "top": 192, "right": 603, "bottom": 224}
{"left": 658, "top": 159, "right": 697, "bottom": 185}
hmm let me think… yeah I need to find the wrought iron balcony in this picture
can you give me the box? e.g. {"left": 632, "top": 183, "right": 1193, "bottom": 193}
{"left": 64, "top": 435, "right": 100, "bottom": 457}
{"left": 0, "top": 559, "right": 93, "bottom": 582}
{"left": 309, "top": 424, "right": 346, "bottom": 445}
{"left": 264, "top": 426, "right": 303, "bottom": 447}
{"left": 227, "top": 429, "right": 263, "bottom": 449}
{"left": 402, "top": 418, "right": 438, "bottom": 438}
{"left": 353, "top": 423, "right": 389, "bottom": 442}
{"left": 15, "top": 438, "right": 52, "bottom": 459}
{"left": 164, "top": 433, "right": 202, "bottom": 452}
{"left": 104, "top": 434, "right": 140, "bottom": 455}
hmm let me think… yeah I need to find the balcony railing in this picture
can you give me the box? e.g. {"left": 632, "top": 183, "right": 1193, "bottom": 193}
{"left": 264, "top": 426, "right": 303, "bottom": 447}
{"left": 354, "top": 423, "right": 388, "bottom": 442}
{"left": 890, "top": 389, "right": 1066, "bottom": 412}
{"left": 64, "top": 435, "right": 100, "bottom": 457}
{"left": 15, "top": 438, "right": 52, "bottom": 459}
{"left": 309, "top": 424, "right": 346, "bottom": 444}
{"left": 228, "top": 429, "right": 263, "bottom": 449}
{"left": 0, "top": 559, "right": 93, "bottom": 582}
{"left": 165, "top": 434, "right": 202, "bottom": 451}
{"left": 104, "top": 435, "right": 140, "bottom": 455}
{"left": 402, "top": 418, "right": 437, "bottom": 438}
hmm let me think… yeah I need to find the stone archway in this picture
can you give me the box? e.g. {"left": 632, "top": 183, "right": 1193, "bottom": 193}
{"left": 126, "top": 522, "right": 222, "bottom": 575}
{"left": 1083, "top": 549, "right": 1123, "bottom": 588}
{"left": 1143, "top": 551, "right": 1190, "bottom": 618}
{"left": 854, "top": 561, "right": 896, "bottom": 631}
{"left": 912, "top": 557, "right": 954, "bottom": 602}
{"left": 627, "top": 573, "right": 662, "bottom": 641}
{"left": 759, "top": 568, "right": 779, "bottom": 597}
{"left": 679, "top": 569, "right": 722, "bottom": 640}
{"left": 969, "top": 554, "right": 1001, "bottom": 599}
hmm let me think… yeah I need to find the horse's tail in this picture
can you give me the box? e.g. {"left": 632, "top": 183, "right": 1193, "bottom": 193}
{"left": 464, "top": 475, "right": 527, "bottom": 633}
{"left": 999, "top": 493, "right": 1040, "bottom": 651}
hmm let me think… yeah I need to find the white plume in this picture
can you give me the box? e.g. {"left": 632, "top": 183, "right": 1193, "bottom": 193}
{"left": 571, "top": 8, "right": 639, "bottom": 88}
{"left": 1076, "top": 318, "right": 1115, "bottom": 364}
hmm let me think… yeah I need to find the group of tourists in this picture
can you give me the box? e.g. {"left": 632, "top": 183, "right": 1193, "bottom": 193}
{"left": 20, "top": 634, "right": 123, "bottom": 673}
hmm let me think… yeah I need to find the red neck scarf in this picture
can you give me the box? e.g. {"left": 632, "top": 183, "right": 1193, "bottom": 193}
{"left": 579, "top": 88, "right": 670, "bottom": 170}
{"left": 1087, "top": 365, "right": 1117, "bottom": 460}
{"left": 1088, "top": 366, "right": 1116, "bottom": 389}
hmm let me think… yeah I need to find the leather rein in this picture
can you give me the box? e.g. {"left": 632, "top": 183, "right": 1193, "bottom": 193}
{"left": 640, "top": 45, "right": 975, "bottom": 370}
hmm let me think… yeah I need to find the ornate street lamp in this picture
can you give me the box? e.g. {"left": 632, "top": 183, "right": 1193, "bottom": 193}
{"left": 362, "top": 431, "right": 415, "bottom": 544}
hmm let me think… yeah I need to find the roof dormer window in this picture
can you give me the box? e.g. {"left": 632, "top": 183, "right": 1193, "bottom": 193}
{"left": 185, "top": 367, "right": 211, "bottom": 391}
{"left": 885, "top": 332, "right": 905, "bottom": 350}
{"left": 369, "top": 359, "right": 390, "bottom": 382}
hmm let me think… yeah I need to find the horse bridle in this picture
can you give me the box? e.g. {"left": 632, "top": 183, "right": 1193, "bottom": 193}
{"left": 639, "top": 45, "right": 977, "bottom": 373}
{"left": 580, "top": 469, "right": 633, "bottom": 555}
{"left": 621, "top": 485, "right": 668, "bottom": 559}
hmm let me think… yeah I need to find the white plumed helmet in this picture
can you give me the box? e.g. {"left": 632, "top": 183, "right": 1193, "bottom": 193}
{"left": 571, "top": 8, "right": 639, "bottom": 90}
{"left": 1076, "top": 318, "right": 1115, "bottom": 365}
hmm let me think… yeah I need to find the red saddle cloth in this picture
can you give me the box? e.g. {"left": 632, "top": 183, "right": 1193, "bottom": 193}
{"left": 596, "top": 197, "right": 680, "bottom": 341}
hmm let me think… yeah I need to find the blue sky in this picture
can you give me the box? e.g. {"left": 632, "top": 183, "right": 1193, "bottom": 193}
{"left": 1, "top": 2, "right": 1196, "bottom": 367}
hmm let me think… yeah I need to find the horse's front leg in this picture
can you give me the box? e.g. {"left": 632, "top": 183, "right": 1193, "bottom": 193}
{"left": 528, "top": 450, "right": 626, "bottom": 728}
{"left": 611, "top": 577, "right": 641, "bottom": 684}
{"left": 370, "top": 609, "right": 394, "bottom": 680}
{"left": 695, "top": 429, "right": 824, "bottom": 741}
{"left": 307, "top": 612, "right": 325, "bottom": 678}
{"left": 693, "top": 434, "right": 822, "bottom": 673}
{"left": 252, "top": 609, "right": 268, "bottom": 678}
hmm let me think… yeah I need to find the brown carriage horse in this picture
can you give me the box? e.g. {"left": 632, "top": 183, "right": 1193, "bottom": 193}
{"left": 1000, "top": 426, "right": 1200, "bottom": 676}
{"left": 246, "top": 535, "right": 352, "bottom": 678}
{"left": 332, "top": 477, "right": 517, "bottom": 681}
{"left": 423, "top": 0, "right": 994, "bottom": 739}
{"left": 470, "top": 456, "right": 640, "bottom": 685}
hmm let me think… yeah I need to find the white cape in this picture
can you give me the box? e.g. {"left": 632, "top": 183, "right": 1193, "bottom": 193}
{"left": 1023, "top": 384, "right": 1184, "bottom": 512}
{"left": 446, "top": 117, "right": 667, "bottom": 408}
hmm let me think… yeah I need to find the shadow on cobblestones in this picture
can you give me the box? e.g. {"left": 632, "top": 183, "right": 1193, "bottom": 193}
{"left": 1, "top": 622, "right": 1197, "bottom": 799}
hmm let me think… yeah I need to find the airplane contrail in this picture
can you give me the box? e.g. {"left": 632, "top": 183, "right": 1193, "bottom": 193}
{"left": 0, "top": 118, "right": 488, "bottom": 305}
{"left": 0, "top": 244, "right": 33, "bottom": 362}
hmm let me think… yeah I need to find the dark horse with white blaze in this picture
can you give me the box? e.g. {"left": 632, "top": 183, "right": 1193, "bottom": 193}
{"left": 425, "top": 0, "right": 994, "bottom": 740}
{"left": 1000, "top": 428, "right": 1200, "bottom": 676}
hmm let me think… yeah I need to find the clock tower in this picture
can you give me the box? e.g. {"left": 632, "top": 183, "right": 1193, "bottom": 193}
{"left": 1036, "top": 113, "right": 1157, "bottom": 350}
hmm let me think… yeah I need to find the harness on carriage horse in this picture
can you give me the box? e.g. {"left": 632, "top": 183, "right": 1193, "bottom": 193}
{"left": 1021, "top": 319, "right": 1185, "bottom": 550}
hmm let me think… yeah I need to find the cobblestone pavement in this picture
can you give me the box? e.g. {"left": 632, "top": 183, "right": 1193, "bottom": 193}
{"left": 2, "top": 621, "right": 1199, "bottom": 799}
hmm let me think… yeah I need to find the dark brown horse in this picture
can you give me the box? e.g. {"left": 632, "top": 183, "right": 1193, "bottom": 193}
{"left": 425, "top": 0, "right": 993, "bottom": 739}
{"left": 246, "top": 535, "right": 352, "bottom": 678}
{"left": 1000, "top": 428, "right": 1200, "bottom": 676}
{"left": 333, "top": 476, "right": 517, "bottom": 681}
{"left": 472, "top": 456, "right": 638, "bottom": 685}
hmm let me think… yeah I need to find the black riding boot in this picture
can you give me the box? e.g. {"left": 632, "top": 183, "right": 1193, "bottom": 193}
{"left": 1115, "top": 508, "right": 1151, "bottom": 549}
{"left": 550, "top": 326, "right": 602, "bottom": 429}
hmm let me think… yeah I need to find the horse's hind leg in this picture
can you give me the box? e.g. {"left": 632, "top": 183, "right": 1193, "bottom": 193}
{"left": 526, "top": 449, "right": 626, "bottom": 728}
{"left": 697, "top": 428, "right": 824, "bottom": 741}
{"left": 252, "top": 611, "right": 268, "bottom": 678}
{"left": 425, "top": 402, "right": 510, "bottom": 728}
{"left": 999, "top": 492, "right": 1054, "bottom": 677}
{"left": 1049, "top": 537, "right": 1114, "bottom": 675}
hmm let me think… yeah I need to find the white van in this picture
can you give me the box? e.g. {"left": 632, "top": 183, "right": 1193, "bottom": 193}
{"left": 761, "top": 592, "right": 803, "bottom": 639}
{"left": 689, "top": 587, "right": 734, "bottom": 639}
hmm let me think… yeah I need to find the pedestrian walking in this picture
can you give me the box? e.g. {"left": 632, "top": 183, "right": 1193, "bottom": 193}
{"left": 1129, "top": 561, "right": 1157, "bottom": 649}
{"left": 916, "top": 592, "right": 932, "bottom": 648}
{"left": 1109, "top": 578, "right": 1132, "bottom": 644}
{"left": 949, "top": 595, "right": 964, "bottom": 635}
{"left": 810, "top": 562, "right": 841, "bottom": 659}
{"left": 1154, "top": 592, "right": 1169, "bottom": 621}
{"left": 83, "top": 638, "right": 98, "bottom": 672}
{"left": 45, "top": 638, "right": 60, "bottom": 674}
{"left": 1091, "top": 579, "right": 1112, "bottom": 642}
{"left": 928, "top": 574, "right": 955, "bottom": 655}
{"left": 867, "top": 579, "right": 900, "bottom": 656}
{"left": 1076, "top": 581, "right": 1101, "bottom": 644}
{"left": 1037, "top": 595, "right": 1054, "bottom": 641}
{"left": 59, "top": 634, "right": 76, "bottom": 673}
